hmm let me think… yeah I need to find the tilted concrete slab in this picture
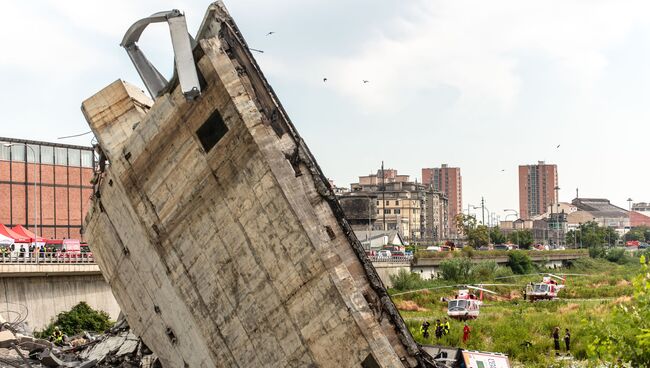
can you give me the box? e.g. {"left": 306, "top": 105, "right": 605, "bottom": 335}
{"left": 82, "top": 2, "right": 433, "bottom": 367}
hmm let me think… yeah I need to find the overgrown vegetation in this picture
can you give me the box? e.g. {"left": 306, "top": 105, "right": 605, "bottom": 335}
{"left": 584, "top": 256, "right": 650, "bottom": 366}
{"left": 37, "top": 302, "right": 113, "bottom": 338}
{"left": 416, "top": 248, "right": 587, "bottom": 260}
{"left": 389, "top": 257, "right": 642, "bottom": 367}
{"left": 390, "top": 269, "right": 425, "bottom": 291}
{"left": 506, "top": 251, "right": 532, "bottom": 274}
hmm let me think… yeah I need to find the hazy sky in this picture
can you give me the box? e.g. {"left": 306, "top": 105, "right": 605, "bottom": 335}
{"left": 2, "top": 1, "right": 649, "bottom": 218}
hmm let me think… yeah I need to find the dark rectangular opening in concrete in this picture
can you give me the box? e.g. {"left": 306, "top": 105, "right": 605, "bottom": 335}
{"left": 196, "top": 110, "right": 228, "bottom": 153}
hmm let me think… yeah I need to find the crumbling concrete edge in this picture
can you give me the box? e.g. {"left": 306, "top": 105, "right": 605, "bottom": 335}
{"left": 198, "top": 2, "right": 435, "bottom": 367}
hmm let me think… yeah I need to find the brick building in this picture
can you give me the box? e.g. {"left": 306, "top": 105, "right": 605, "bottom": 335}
{"left": 0, "top": 137, "right": 95, "bottom": 240}
{"left": 421, "top": 164, "right": 462, "bottom": 238}
{"left": 518, "top": 161, "right": 558, "bottom": 219}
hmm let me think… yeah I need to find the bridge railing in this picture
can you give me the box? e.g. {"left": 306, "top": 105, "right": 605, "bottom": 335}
{"left": 368, "top": 255, "right": 413, "bottom": 263}
{"left": 0, "top": 252, "right": 96, "bottom": 264}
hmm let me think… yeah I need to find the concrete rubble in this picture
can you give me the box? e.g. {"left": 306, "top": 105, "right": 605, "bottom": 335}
{"left": 0, "top": 316, "right": 158, "bottom": 367}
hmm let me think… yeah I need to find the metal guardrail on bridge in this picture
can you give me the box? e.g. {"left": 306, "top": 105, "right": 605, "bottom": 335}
{"left": 0, "top": 252, "right": 95, "bottom": 264}
{"left": 368, "top": 256, "right": 413, "bottom": 263}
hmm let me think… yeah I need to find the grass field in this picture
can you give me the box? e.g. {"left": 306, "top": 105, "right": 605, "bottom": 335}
{"left": 390, "top": 257, "right": 640, "bottom": 367}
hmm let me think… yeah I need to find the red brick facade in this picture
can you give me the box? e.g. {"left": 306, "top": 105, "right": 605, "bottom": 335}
{"left": 0, "top": 138, "right": 94, "bottom": 240}
{"left": 630, "top": 211, "right": 650, "bottom": 227}
{"left": 519, "top": 162, "right": 558, "bottom": 219}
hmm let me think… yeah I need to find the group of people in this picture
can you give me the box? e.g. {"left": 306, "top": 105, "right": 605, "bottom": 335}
{"left": 421, "top": 318, "right": 472, "bottom": 343}
{"left": 0, "top": 244, "right": 62, "bottom": 258}
{"left": 552, "top": 327, "right": 571, "bottom": 354}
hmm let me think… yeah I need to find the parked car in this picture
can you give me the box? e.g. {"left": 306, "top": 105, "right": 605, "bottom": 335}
{"left": 377, "top": 250, "right": 391, "bottom": 258}
{"left": 391, "top": 251, "right": 406, "bottom": 257}
{"left": 639, "top": 243, "right": 650, "bottom": 249}
{"left": 493, "top": 244, "right": 511, "bottom": 251}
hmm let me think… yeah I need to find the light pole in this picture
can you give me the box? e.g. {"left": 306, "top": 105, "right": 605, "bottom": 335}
{"left": 3, "top": 143, "right": 38, "bottom": 241}
{"left": 504, "top": 209, "right": 519, "bottom": 246}
{"left": 554, "top": 186, "right": 561, "bottom": 246}
{"left": 627, "top": 198, "right": 633, "bottom": 243}
{"left": 472, "top": 205, "right": 491, "bottom": 226}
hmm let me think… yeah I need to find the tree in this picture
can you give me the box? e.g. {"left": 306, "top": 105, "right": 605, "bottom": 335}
{"left": 506, "top": 251, "right": 532, "bottom": 274}
{"left": 38, "top": 302, "right": 113, "bottom": 338}
{"left": 508, "top": 229, "right": 533, "bottom": 249}
{"left": 455, "top": 213, "right": 477, "bottom": 237}
{"left": 489, "top": 226, "right": 506, "bottom": 244}
{"left": 469, "top": 225, "right": 490, "bottom": 248}
{"left": 625, "top": 226, "right": 650, "bottom": 242}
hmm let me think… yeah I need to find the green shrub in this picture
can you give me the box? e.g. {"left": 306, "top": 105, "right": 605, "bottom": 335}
{"left": 472, "top": 260, "right": 499, "bottom": 281}
{"left": 37, "top": 302, "right": 113, "bottom": 338}
{"left": 507, "top": 251, "right": 532, "bottom": 274}
{"left": 439, "top": 258, "right": 473, "bottom": 283}
{"left": 604, "top": 247, "right": 627, "bottom": 264}
{"left": 588, "top": 245, "right": 605, "bottom": 259}
{"left": 390, "top": 269, "right": 424, "bottom": 291}
{"left": 494, "top": 265, "right": 514, "bottom": 279}
{"left": 461, "top": 246, "right": 474, "bottom": 258}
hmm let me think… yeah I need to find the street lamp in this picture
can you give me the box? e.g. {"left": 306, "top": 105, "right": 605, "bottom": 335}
{"left": 472, "top": 205, "right": 491, "bottom": 226}
{"left": 627, "top": 198, "right": 633, "bottom": 243}
{"left": 3, "top": 143, "right": 39, "bottom": 241}
{"left": 504, "top": 209, "right": 519, "bottom": 246}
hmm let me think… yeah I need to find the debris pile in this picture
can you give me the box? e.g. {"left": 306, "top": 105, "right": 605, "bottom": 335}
{"left": 0, "top": 316, "right": 158, "bottom": 367}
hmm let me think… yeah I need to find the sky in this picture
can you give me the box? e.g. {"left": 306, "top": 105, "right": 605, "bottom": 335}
{"left": 1, "top": 0, "right": 649, "bottom": 219}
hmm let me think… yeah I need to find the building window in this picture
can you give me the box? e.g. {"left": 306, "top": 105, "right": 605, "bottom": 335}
{"left": 55, "top": 147, "right": 68, "bottom": 165}
{"left": 81, "top": 151, "right": 94, "bottom": 168}
{"left": 395, "top": 209, "right": 401, "bottom": 214}
{"left": 11, "top": 145, "right": 25, "bottom": 162}
{"left": 385, "top": 209, "right": 391, "bottom": 214}
{"left": 68, "top": 149, "right": 81, "bottom": 167}
{"left": 385, "top": 201, "right": 390, "bottom": 206}
{"left": 40, "top": 145, "right": 54, "bottom": 164}
{"left": 26, "top": 144, "right": 40, "bottom": 163}
{"left": 0, "top": 145, "right": 10, "bottom": 161}
{"left": 396, "top": 200, "right": 400, "bottom": 205}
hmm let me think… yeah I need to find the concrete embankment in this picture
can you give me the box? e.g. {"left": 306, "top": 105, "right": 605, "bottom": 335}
{"left": 0, "top": 265, "right": 119, "bottom": 331}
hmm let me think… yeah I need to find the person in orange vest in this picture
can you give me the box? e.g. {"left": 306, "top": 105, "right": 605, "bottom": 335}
{"left": 462, "top": 323, "right": 471, "bottom": 343}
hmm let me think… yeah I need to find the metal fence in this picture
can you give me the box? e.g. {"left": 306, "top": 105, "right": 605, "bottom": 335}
{"left": 368, "top": 255, "right": 413, "bottom": 263}
{"left": 0, "top": 252, "right": 95, "bottom": 264}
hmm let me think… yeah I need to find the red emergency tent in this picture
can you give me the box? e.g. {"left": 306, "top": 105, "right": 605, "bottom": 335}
{"left": 11, "top": 225, "right": 47, "bottom": 243}
{"left": 0, "top": 224, "right": 30, "bottom": 243}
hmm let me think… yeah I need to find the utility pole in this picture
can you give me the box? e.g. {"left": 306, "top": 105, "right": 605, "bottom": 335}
{"left": 481, "top": 197, "right": 485, "bottom": 225}
{"left": 627, "top": 197, "right": 633, "bottom": 243}
{"left": 554, "top": 186, "right": 560, "bottom": 246}
{"left": 381, "top": 161, "right": 386, "bottom": 232}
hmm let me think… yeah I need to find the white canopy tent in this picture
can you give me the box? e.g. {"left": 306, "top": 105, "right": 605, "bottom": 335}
{"left": 0, "top": 233, "right": 14, "bottom": 246}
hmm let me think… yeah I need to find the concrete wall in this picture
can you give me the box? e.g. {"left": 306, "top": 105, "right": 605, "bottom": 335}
{"left": 372, "top": 263, "right": 410, "bottom": 288}
{"left": 0, "top": 274, "right": 120, "bottom": 331}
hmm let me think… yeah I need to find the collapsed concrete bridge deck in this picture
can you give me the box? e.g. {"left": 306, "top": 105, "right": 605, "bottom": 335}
{"left": 82, "top": 2, "right": 434, "bottom": 367}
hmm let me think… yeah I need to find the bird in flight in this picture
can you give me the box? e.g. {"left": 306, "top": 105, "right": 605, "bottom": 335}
{"left": 266, "top": 31, "right": 275, "bottom": 36}
{"left": 323, "top": 78, "right": 328, "bottom": 83}
{"left": 363, "top": 80, "right": 370, "bottom": 84}
{"left": 556, "top": 144, "right": 561, "bottom": 148}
